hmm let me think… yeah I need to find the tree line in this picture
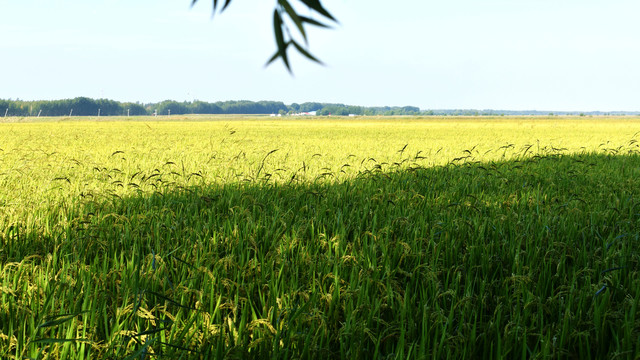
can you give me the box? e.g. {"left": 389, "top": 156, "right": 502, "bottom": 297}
{"left": 0, "top": 98, "right": 425, "bottom": 117}
{"left": 6, "top": 98, "right": 631, "bottom": 117}
{"left": 0, "top": 98, "right": 146, "bottom": 117}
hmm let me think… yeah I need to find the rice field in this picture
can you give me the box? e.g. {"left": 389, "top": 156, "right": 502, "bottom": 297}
{"left": 1, "top": 116, "right": 640, "bottom": 359}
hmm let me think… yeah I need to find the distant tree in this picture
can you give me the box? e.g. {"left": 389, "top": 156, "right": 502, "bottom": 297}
{"left": 38, "top": 99, "right": 70, "bottom": 116}
{"left": 122, "top": 102, "right": 149, "bottom": 116}
{"left": 402, "top": 106, "right": 420, "bottom": 115}
{"left": 289, "top": 102, "right": 301, "bottom": 112}
{"left": 0, "top": 98, "right": 429, "bottom": 117}
{"left": 157, "top": 100, "right": 189, "bottom": 115}
{"left": 192, "top": 100, "right": 223, "bottom": 114}
{"left": 0, "top": 99, "right": 30, "bottom": 116}
{"left": 190, "top": 0, "right": 337, "bottom": 72}
{"left": 319, "top": 105, "right": 348, "bottom": 116}
{"left": 298, "top": 102, "right": 324, "bottom": 112}
{"left": 73, "top": 97, "right": 94, "bottom": 115}
{"left": 347, "top": 105, "right": 364, "bottom": 115}
{"left": 95, "top": 98, "right": 122, "bottom": 116}
{"left": 257, "top": 101, "right": 288, "bottom": 114}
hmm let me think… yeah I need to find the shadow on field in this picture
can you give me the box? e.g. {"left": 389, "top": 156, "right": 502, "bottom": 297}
{"left": 3, "top": 152, "right": 640, "bottom": 359}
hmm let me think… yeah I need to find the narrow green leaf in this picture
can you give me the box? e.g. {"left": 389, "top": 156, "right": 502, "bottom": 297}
{"left": 299, "top": 15, "right": 331, "bottom": 28}
{"left": 38, "top": 315, "right": 75, "bottom": 328}
{"left": 279, "top": 0, "right": 307, "bottom": 42}
{"left": 31, "top": 338, "right": 90, "bottom": 344}
{"left": 146, "top": 290, "right": 197, "bottom": 310}
{"left": 170, "top": 253, "right": 198, "bottom": 270}
{"left": 210, "top": 0, "right": 232, "bottom": 16}
{"left": 36, "top": 282, "right": 58, "bottom": 325}
{"left": 121, "top": 337, "right": 154, "bottom": 360}
{"left": 291, "top": 40, "right": 323, "bottom": 64}
{"left": 266, "top": 51, "right": 281, "bottom": 66}
{"left": 281, "top": 42, "right": 292, "bottom": 73}
{"left": 299, "top": 0, "right": 337, "bottom": 22}
{"left": 273, "top": 10, "right": 291, "bottom": 72}
{"left": 158, "top": 341, "right": 201, "bottom": 353}
{"left": 132, "top": 327, "right": 172, "bottom": 337}
{"left": 38, "top": 311, "right": 89, "bottom": 328}
{"left": 173, "top": 313, "right": 201, "bottom": 345}
{"left": 273, "top": 10, "right": 286, "bottom": 52}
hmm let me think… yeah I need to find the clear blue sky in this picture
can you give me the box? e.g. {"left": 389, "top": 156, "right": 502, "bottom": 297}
{"left": 1, "top": 0, "right": 639, "bottom": 111}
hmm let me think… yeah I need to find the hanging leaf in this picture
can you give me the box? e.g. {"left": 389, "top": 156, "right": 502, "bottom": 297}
{"left": 279, "top": 0, "right": 307, "bottom": 43}
{"left": 190, "top": 0, "right": 338, "bottom": 71}
{"left": 299, "top": 0, "right": 337, "bottom": 22}
{"left": 291, "top": 40, "right": 323, "bottom": 64}
{"left": 273, "top": 10, "right": 292, "bottom": 72}
{"left": 299, "top": 15, "right": 331, "bottom": 28}
{"left": 212, "top": 0, "right": 233, "bottom": 12}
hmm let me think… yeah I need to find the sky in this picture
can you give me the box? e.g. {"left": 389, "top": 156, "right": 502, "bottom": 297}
{"left": 1, "top": 0, "right": 639, "bottom": 111}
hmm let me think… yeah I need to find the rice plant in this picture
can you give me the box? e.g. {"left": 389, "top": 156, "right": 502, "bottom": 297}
{"left": 1, "top": 116, "right": 640, "bottom": 359}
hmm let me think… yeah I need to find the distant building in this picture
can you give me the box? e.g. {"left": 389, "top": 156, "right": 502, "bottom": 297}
{"left": 293, "top": 111, "right": 317, "bottom": 116}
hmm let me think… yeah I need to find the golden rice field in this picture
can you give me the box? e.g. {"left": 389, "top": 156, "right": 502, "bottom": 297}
{"left": 1, "top": 116, "right": 640, "bottom": 359}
